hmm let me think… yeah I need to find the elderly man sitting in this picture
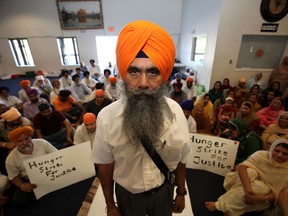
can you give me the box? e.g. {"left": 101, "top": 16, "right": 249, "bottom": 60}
{"left": 5, "top": 126, "right": 57, "bottom": 206}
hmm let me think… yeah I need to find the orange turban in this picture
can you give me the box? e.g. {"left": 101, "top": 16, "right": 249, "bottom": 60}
{"left": 116, "top": 20, "right": 175, "bottom": 82}
{"left": 95, "top": 89, "right": 104, "bottom": 97}
{"left": 8, "top": 126, "right": 34, "bottom": 143}
{"left": 83, "top": 112, "right": 96, "bottom": 124}
{"left": 186, "top": 78, "right": 193, "bottom": 83}
{"left": 36, "top": 70, "right": 44, "bottom": 76}
{"left": 109, "top": 77, "right": 117, "bottom": 84}
{"left": 20, "top": 80, "right": 30, "bottom": 87}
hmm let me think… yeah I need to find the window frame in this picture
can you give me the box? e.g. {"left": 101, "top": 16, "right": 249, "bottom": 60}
{"left": 191, "top": 35, "right": 207, "bottom": 64}
{"left": 8, "top": 38, "right": 35, "bottom": 67}
{"left": 57, "top": 37, "right": 80, "bottom": 66}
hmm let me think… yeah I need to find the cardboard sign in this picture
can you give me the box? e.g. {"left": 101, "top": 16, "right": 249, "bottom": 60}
{"left": 186, "top": 133, "right": 239, "bottom": 176}
{"left": 23, "top": 141, "right": 96, "bottom": 199}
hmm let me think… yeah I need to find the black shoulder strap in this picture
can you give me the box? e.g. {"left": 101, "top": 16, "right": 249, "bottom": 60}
{"left": 139, "top": 134, "right": 175, "bottom": 184}
{"left": 39, "top": 85, "right": 49, "bottom": 95}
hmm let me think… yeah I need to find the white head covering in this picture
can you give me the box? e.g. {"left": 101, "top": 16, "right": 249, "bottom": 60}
{"left": 35, "top": 75, "right": 44, "bottom": 81}
{"left": 269, "top": 139, "right": 288, "bottom": 167}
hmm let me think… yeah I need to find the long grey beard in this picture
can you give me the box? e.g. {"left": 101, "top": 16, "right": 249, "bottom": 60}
{"left": 122, "top": 83, "right": 167, "bottom": 148}
{"left": 18, "top": 142, "right": 33, "bottom": 154}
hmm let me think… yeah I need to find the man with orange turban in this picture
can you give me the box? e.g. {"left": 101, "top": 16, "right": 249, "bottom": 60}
{"left": 106, "top": 76, "right": 122, "bottom": 101}
{"left": 182, "top": 77, "right": 198, "bottom": 103}
{"left": 19, "top": 80, "right": 41, "bottom": 103}
{"left": 5, "top": 126, "right": 57, "bottom": 206}
{"left": 92, "top": 20, "right": 190, "bottom": 216}
{"left": 85, "top": 89, "right": 112, "bottom": 117}
{"left": 74, "top": 112, "right": 96, "bottom": 147}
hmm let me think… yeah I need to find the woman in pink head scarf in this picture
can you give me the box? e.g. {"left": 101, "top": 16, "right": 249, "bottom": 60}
{"left": 256, "top": 97, "right": 285, "bottom": 133}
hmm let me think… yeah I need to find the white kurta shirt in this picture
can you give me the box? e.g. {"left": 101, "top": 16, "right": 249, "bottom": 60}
{"left": 91, "top": 97, "right": 191, "bottom": 193}
{"left": 5, "top": 139, "right": 57, "bottom": 180}
{"left": 74, "top": 124, "right": 95, "bottom": 148}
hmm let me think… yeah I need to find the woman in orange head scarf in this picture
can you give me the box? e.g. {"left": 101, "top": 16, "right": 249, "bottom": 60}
{"left": 116, "top": 20, "right": 175, "bottom": 82}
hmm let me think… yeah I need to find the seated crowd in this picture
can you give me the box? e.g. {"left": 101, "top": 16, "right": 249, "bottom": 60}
{"left": 168, "top": 64, "right": 288, "bottom": 215}
{"left": 0, "top": 63, "right": 120, "bottom": 208}
{"left": 0, "top": 56, "right": 287, "bottom": 216}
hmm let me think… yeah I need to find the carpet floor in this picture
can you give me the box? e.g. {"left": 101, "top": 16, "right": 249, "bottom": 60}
{"left": 3, "top": 176, "right": 95, "bottom": 216}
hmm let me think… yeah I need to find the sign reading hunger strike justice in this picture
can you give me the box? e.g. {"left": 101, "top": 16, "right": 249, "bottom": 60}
{"left": 23, "top": 141, "right": 96, "bottom": 199}
{"left": 186, "top": 133, "right": 239, "bottom": 176}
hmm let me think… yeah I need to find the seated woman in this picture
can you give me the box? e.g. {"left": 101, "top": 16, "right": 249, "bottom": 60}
{"left": 192, "top": 104, "right": 212, "bottom": 134}
{"left": 219, "top": 118, "right": 262, "bottom": 166}
{"left": 214, "top": 88, "right": 235, "bottom": 114}
{"left": 233, "top": 87, "right": 245, "bottom": 111}
{"left": 262, "top": 80, "right": 283, "bottom": 98}
{"left": 215, "top": 97, "right": 236, "bottom": 135}
{"left": 259, "top": 89, "right": 275, "bottom": 108}
{"left": 205, "top": 139, "right": 288, "bottom": 216}
{"left": 235, "top": 101, "right": 260, "bottom": 133}
{"left": 194, "top": 93, "right": 215, "bottom": 127}
{"left": 217, "top": 97, "right": 236, "bottom": 122}
{"left": 222, "top": 78, "right": 233, "bottom": 91}
{"left": 248, "top": 84, "right": 261, "bottom": 96}
{"left": 261, "top": 111, "right": 288, "bottom": 150}
{"left": 247, "top": 92, "right": 261, "bottom": 113}
{"left": 257, "top": 97, "right": 285, "bottom": 132}
{"left": 208, "top": 81, "right": 223, "bottom": 104}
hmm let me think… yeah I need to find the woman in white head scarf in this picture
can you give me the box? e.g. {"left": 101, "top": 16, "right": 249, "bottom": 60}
{"left": 205, "top": 139, "right": 288, "bottom": 216}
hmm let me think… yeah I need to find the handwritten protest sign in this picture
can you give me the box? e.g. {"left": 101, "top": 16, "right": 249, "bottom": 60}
{"left": 186, "top": 133, "right": 239, "bottom": 176}
{"left": 23, "top": 141, "right": 96, "bottom": 199}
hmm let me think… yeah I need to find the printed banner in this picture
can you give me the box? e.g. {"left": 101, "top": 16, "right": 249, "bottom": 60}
{"left": 23, "top": 141, "right": 96, "bottom": 199}
{"left": 186, "top": 133, "right": 239, "bottom": 176}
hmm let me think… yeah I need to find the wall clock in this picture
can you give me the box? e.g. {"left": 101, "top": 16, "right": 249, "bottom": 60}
{"left": 260, "top": 0, "right": 288, "bottom": 22}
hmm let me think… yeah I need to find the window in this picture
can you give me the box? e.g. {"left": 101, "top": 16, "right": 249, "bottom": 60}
{"left": 57, "top": 37, "right": 80, "bottom": 66}
{"left": 8, "top": 38, "right": 35, "bottom": 67}
{"left": 191, "top": 36, "right": 207, "bottom": 64}
{"left": 95, "top": 36, "right": 118, "bottom": 70}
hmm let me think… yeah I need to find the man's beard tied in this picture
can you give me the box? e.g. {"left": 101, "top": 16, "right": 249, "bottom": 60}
{"left": 122, "top": 83, "right": 167, "bottom": 149}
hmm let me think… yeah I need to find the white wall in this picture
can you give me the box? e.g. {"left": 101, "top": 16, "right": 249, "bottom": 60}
{"left": 0, "top": 0, "right": 183, "bottom": 76}
{"left": 211, "top": 0, "right": 288, "bottom": 88}
{"left": 179, "top": 0, "right": 288, "bottom": 90}
{"left": 178, "top": 0, "right": 221, "bottom": 89}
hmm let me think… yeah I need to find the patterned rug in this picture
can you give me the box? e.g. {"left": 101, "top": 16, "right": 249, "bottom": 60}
{"left": 77, "top": 177, "right": 100, "bottom": 216}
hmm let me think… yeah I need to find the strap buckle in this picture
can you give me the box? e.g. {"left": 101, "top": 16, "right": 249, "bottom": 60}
{"left": 167, "top": 171, "right": 175, "bottom": 185}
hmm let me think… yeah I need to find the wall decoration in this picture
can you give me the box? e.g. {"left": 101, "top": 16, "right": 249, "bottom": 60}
{"left": 56, "top": 0, "right": 103, "bottom": 30}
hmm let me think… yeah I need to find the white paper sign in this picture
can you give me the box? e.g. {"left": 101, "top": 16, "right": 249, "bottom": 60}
{"left": 23, "top": 141, "right": 96, "bottom": 199}
{"left": 186, "top": 133, "right": 239, "bottom": 176}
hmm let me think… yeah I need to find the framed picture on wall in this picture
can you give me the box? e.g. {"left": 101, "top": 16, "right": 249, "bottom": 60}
{"left": 56, "top": 0, "right": 103, "bottom": 30}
